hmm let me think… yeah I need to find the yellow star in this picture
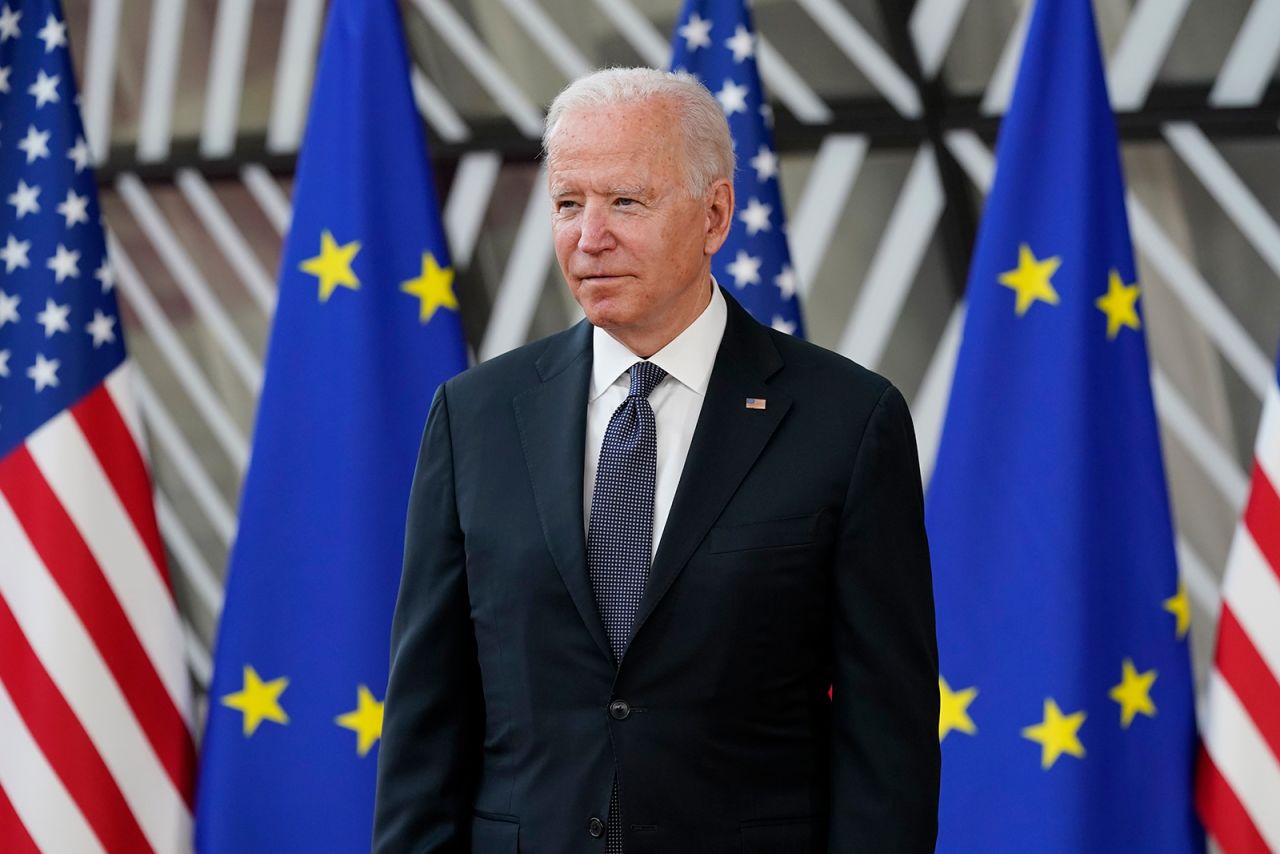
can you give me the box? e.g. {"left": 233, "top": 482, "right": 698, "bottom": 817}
{"left": 1021, "top": 698, "right": 1086, "bottom": 770}
{"left": 400, "top": 251, "right": 458, "bottom": 324}
{"left": 335, "top": 685, "right": 385, "bottom": 757}
{"left": 1109, "top": 658, "right": 1158, "bottom": 728}
{"left": 938, "top": 676, "right": 978, "bottom": 741}
{"left": 221, "top": 665, "right": 289, "bottom": 737}
{"left": 998, "top": 244, "right": 1061, "bottom": 316}
{"left": 1163, "top": 581, "right": 1191, "bottom": 640}
{"left": 299, "top": 229, "right": 361, "bottom": 302}
{"left": 1095, "top": 270, "right": 1141, "bottom": 339}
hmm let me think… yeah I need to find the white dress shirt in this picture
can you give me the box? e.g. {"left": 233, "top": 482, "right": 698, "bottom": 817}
{"left": 584, "top": 283, "right": 728, "bottom": 557}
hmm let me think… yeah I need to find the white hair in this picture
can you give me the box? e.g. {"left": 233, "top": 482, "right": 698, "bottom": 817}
{"left": 543, "top": 67, "right": 735, "bottom": 198}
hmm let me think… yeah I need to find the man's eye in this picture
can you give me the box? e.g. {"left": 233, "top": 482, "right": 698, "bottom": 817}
{"left": 557, "top": 200, "right": 578, "bottom": 211}
{"left": 616, "top": 198, "right": 635, "bottom": 206}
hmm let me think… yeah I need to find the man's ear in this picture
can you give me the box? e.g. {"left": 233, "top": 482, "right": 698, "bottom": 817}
{"left": 703, "top": 178, "right": 735, "bottom": 256}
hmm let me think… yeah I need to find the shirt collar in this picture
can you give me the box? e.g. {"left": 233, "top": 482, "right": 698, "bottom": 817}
{"left": 590, "top": 280, "right": 727, "bottom": 401}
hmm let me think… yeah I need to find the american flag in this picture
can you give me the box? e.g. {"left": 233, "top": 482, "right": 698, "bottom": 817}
{"left": 670, "top": 0, "right": 805, "bottom": 338}
{"left": 0, "top": 1, "right": 195, "bottom": 851}
{"left": 1197, "top": 353, "right": 1280, "bottom": 853}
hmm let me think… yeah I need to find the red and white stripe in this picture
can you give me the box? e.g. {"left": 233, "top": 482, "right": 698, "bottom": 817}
{"left": 0, "top": 363, "right": 195, "bottom": 854}
{"left": 1198, "top": 379, "right": 1280, "bottom": 853}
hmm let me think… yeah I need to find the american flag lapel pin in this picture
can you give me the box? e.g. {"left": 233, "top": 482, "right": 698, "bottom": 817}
{"left": 745, "top": 398, "right": 767, "bottom": 411}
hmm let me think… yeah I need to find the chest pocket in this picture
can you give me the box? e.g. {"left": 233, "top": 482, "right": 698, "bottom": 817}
{"left": 709, "top": 513, "right": 821, "bottom": 554}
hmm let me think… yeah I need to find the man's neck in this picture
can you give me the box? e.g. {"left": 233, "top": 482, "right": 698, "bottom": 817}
{"left": 607, "top": 280, "right": 714, "bottom": 358}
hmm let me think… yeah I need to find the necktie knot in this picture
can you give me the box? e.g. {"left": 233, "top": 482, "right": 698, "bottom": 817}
{"left": 628, "top": 361, "right": 667, "bottom": 400}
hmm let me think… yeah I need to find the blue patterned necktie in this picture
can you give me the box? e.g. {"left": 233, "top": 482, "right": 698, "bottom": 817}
{"left": 588, "top": 360, "right": 667, "bottom": 660}
{"left": 588, "top": 359, "right": 666, "bottom": 853}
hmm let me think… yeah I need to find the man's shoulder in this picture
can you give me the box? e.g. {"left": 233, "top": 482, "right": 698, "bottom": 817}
{"left": 444, "top": 320, "right": 590, "bottom": 402}
{"left": 765, "top": 327, "right": 893, "bottom": 405}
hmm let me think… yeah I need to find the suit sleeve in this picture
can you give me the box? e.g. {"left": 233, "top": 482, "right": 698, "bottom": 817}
{"left": 374, "top": 383, "right": 483, "bottom": 853}
{"left": 828, "top": 383, "right": 940, "bottom": 852}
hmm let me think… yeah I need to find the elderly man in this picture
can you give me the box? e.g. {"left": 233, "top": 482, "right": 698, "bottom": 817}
{"left": 374, "top": 68, "right": 939, "bottom": 853}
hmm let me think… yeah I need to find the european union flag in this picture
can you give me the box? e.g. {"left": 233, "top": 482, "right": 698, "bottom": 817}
{"left": 670, "top": 0, "right": 804, "bottom": 337}
{"left": 927, "top": 0, "right": 1203, "bottom": 850}
{"left": 194, "top": 0, "right": 467, "bottom": 849}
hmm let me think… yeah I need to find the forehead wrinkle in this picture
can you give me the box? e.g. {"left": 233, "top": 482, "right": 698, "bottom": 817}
{"left": 546, "top": 103, "right": 687, "bottom": 201}
{"left": 606, "top": 184, "right": 650, "bottom": 198}
{"left": 549, "top": 176, "right": 654, "bottom": 199}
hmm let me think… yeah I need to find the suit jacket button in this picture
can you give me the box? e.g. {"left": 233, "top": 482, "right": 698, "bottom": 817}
{"left": 588, "top": 816, "right": 605, "bottom": 837}
{"left": 608, "top": 700, "right": 631, "bottom": 720}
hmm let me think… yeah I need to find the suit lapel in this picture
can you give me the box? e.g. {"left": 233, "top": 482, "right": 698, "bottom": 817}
{"left": 512, "top": 321, "right": 614, "bottom": 663}
{"left": 632, "top": 294, "right": 791, "bottom": 641}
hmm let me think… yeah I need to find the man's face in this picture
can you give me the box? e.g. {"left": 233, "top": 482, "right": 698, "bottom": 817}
{"left": 547, "top": 97, "right": 731, "bottom": 354}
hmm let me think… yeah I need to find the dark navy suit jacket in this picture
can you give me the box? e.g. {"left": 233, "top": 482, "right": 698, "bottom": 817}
{"left": 374, "top": 290, "right": 939, "bottom": 853}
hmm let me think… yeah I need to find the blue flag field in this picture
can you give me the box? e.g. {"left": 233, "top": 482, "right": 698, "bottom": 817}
{"left": 927, "top": 0, "right": 1203, "bottom": 850}
{"left": 194, "top": 0, "right": 467, "bottom": 849}
{"left": 670, "top": 0, "right": 805, "bottom": 337}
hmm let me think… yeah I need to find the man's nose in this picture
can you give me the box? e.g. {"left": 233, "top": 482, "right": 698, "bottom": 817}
{"left": 577, "top": 204, "right": 616, "bottom": 254}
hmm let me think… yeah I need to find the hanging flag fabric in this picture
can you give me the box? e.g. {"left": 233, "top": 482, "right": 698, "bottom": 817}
{"left": 670, "top": 0, "right": 804, "bottom": 337}
{"left": 194, "top": 0, "right": 467, "bottom": 849}
{"left": 926, "top": 0, "right": 1203, "bottom": 850}
{"left": 0, "top": 0, "right": 197, "bottom": 850}
{"left": 1196, "top": 350, "right": 1280, "bottom": 853}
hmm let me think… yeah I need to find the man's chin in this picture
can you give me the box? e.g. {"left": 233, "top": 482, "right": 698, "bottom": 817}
{"left": 575, "top": 290, "right": 634, "bottom": 328}
{"left": 581, "top": 307, "right": 631, "bottom": 331}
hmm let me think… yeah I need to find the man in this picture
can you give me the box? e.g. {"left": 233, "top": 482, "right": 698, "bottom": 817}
{"left": 374, "top": 68, "right": 939, "bottom": 853}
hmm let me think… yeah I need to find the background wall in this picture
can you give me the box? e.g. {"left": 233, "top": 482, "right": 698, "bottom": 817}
{"left": 58, "top": 0, "right": 1280, "bottom": 725}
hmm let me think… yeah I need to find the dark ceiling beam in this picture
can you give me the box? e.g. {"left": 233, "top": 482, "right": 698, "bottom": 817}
{"left": 96, "top": 83, "right": 1280, "bottom": 187}
{"left": 873, "top": 0, "right": 980, "bottom": 303}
